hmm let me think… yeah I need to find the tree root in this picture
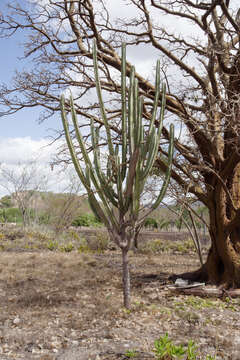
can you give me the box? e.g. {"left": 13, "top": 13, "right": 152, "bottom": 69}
{"left": 169, "top": 265, "right": 208, "bottom": 283}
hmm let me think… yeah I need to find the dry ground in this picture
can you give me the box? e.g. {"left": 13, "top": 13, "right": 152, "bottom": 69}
{"left": 0, "top": 234, "right": 239, "bottom": 359}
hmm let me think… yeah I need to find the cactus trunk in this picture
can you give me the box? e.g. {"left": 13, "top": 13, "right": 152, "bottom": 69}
{"left": 122, "top": 247, "right": 131, "bottom": 309}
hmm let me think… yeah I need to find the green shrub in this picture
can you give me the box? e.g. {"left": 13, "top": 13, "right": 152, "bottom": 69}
{"left": 66, "top": 229, "right": 81, "bottom": 241}
{"left": 173, "top": 238, "right": 195, "bottom": 253}
{"left": 141, "top": 238, "right": 195, "bottom": 254}
{"left": 46, "top": 239, "right": 58, "bottom": 251}
{"left": 125, "top": 350, "right": 138, "bottom": 358}
{"left": 144, "top": 217, "right": 158, "bottom": 229}
{"left": 38, "top": 212, "right": 51, "bottom": 225}
{"left": 141, "top": 239, "right": 168, "bottom": 253}
{"left": 0, "top": 207, "right": 22, "bottom": 223}
{"left": 154, "top": 333, "right": 186, "bottom": 359}
{"left": 0, "top": 195, "right": 13, "bottom": 208}
{"left": 72, "top": 213, "right": 102, "bottom": 227}
{"left": 153, "top": 333, "right": 216, "bottom": 360}
{"left": 60, "top": 242, "right": 74, "bottom": 252}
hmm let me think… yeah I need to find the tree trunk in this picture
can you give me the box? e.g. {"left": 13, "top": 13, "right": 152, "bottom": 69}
{"left": 121, "top": 248, "right": 131, "bottom": 308}
{"left": 204, "top": 172, "right": 240, "bottom": 288}
{"left": 171, "top": 215, "right": 240, "bottom": 288}
{"left": 172, "top": 167, "right": 240, "bottom": 289}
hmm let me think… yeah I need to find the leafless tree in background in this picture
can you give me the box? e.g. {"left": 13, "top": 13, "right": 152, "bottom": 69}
{"left": 0, "top": 161, "right": 48, "bottom": 226}
{"left": 43, "top": 173, "right": 83, "bottom": 233}
{"left": 1, "top": 0, "right": 240, "bottom": 288}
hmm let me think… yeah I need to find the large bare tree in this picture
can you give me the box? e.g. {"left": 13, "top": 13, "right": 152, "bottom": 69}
{"left": 1, "top": 0, "right": 240, "bottom": 289}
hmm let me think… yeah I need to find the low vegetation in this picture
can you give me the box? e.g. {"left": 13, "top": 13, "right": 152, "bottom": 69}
{"left": 141, "top": 238, "right": 198, "bottom": 255}
{"left": 0, "top": 225, "right": 110, "bottom": 253}
{"left": 0, "top": 227, "right": 236, "bottom": 359}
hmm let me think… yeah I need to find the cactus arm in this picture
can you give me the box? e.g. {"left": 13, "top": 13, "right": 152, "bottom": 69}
{"left": 116, "top": 154, "right": 125, "bottom": 212}
{"left": 132, "top": 96, "right": 144, "bottom": 217}
{"left": 140, "top": 81, "right": 166, "bottom": 181}
{"left": 121, "top": 43, "right": 127, "bottom": 181}
{"left": 91, "top": 122, "right": 119, "bottom": 207}
{"left": 93, "top": 39, "right": 115, "bottom": 157}
{"left": 124, "top": 147, "right": 139, "bottom": 199}
{"left": 132, "top": 164, "right": 140, "bottom": 218}
{"left": 60, "top": 95, "right": 90, "bottom": 190}
{"left": 87, "top": 163, "right": 119, "bottom": 230}
{"left": 85, "top": 166, "right": 110, "bottom": 227}
{"left": 128, "top": 66, "right": 135, "bottom": 157}
{"left": 137, "top": 96, "right": 143, "bottom": 146}
{"left": 107, "top": 155, "right": 113, "bottom": 182}
{"left": 69, "top": 96, "right": 93, "bottom": 165}
{"left": 93, "top": 150, "right": 119, "bottom": 208}
{"left": 148, "top": 60, "right": 161, "bottom": 136}
{"left": 69, "top": 95, "right": 117, "bottom": 211}
{"left": 87, "top": 190, "right": 109, "bottom": 228}
{"left": 152, "top": 123, "right": 174, "bottom": 210}
{"left": 156, "top": 82, "right": 166, "bottom": 140}
{"left": 61, "top": 94, "right": 119, "bottom": 230}
{"left": 133, "top": 78, "right": 139, "bottom": 146}
{"left": 140, "top": 131, "right": 158, "bottom": 180}
{"left": 141, "top": 60, "right": 161, "bottom": 161}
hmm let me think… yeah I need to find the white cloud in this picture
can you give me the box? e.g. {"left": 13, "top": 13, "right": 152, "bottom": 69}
{"left": 0, "top": 137, "right": 53, "bottom": 165}
{"left": 0, "top": 137, "right": 80, "bottom": 198}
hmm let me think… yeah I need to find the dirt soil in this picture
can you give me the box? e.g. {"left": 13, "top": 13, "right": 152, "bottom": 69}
{"left": 0, "top": 247, "right": 239, "bottom": 360}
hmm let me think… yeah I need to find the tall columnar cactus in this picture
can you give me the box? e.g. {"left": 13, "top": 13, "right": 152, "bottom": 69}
{"left": 61, "top": 39, "right": 174, "bottom": 308}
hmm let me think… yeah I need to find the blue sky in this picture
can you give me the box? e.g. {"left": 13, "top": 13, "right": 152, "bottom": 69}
{"left": 0, "top": 32, "right": 61, "bottom": 140}
{"left": 0, "top": 0, "right": 61, "bottom": 140}
{"left": 0, "top": 1, "right": 65, "bottom": 196}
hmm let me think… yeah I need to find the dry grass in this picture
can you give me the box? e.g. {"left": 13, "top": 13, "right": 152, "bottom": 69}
{"left": 0, "top": 229, "right": 237, "bottom": 359}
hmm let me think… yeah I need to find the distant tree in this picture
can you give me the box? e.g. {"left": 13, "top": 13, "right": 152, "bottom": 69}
{"left": 0, "top": 207, "right": 22, "bottom": 224}
{"left": 0, "top": 162, "right": 48, "bottom": 227}
{"left": 0, "top": 195, "right": 13, "bottom": 208}
{"left": 41, "top": 174, "right": 83, "bottom": 233}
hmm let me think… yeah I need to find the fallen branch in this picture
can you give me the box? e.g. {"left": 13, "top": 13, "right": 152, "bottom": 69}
{"left": 168, "top": 286, "right": 240, "bottom": 298}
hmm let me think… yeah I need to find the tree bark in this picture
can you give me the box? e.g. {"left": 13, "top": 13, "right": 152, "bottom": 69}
{"left": 204, "top": 189, "right": 240, "bottom": 288}
{"left": 171, "top": 167, "right": 240, "bottom": 289}
{"left": 121, "top": 248, "right": 131, "bottom": 309}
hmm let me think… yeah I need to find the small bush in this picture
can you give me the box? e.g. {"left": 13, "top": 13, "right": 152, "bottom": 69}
{"left": 144, "top": 217, "right": 158, "bottom": 229}
{"left": 66, "top": 229, "right": 81, "bottom": 241}
{"left": 1, "top": 228, "right": 25, "bottom": 241}
{"left": 38, "top": 212, "right": 51, "bottom": 225}
{"left": 97, "top": 232, "right": 109, "bottom": 251}
{"left": 141, "top": 239, "right": 168, "bottom": 254}
{"left": 60, "top": 242, "right": 74, "bottom": 252}
{"left": 154, "top": 333, "right": 216, "bottom": 359}
{"left": 141, "top": 238, "right": 195, "bottom": 254}
{"left": 125, "top": 350, "right": 138, "bottom": 358}
{"left": 46, "top": 239, "right": 59, "bottom": 251}
{"left": 72, "top": 213, "right": 102, "bottom": 227}
{"left": 78, "top": 238, "right": 92, "bottom": 253}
